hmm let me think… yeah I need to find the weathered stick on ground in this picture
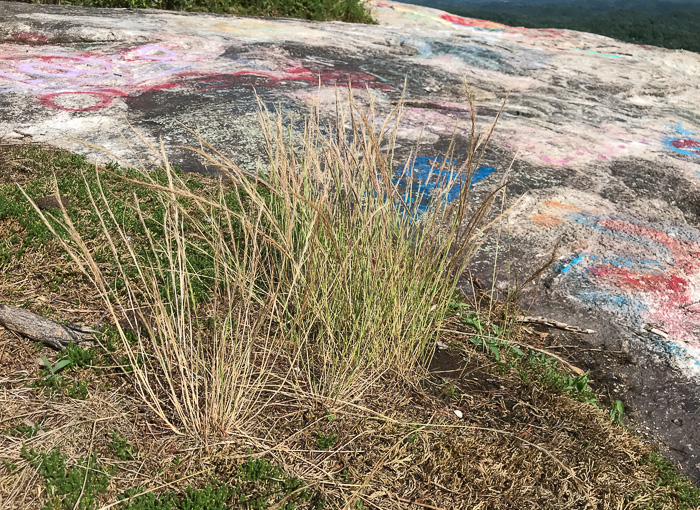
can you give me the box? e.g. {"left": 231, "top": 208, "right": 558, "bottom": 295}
{"left": 516, "top": 315, "right": 596, "bottom": 334}
{"left": 0, "top": 304, "right": 98, "bottom": 350}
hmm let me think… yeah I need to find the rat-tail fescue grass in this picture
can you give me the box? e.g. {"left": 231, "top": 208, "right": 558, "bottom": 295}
{"left": 27, "top": 84, "right": 507, "bottom": 438}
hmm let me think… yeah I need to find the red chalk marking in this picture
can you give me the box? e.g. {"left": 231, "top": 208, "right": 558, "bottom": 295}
{"left": 589, "top": 266, "right": 690, "bottom": 303}
{"left": 440, "top": 13, "right": 509, "bottom": 29}
{"left": 671, "top": 138, "right": 700, "bottom": 155}
{"left": 12, "top": 32, "right": 48, "bottom": 44}
{"left": 39, "top": 91, "right": 122, "bottom": 112}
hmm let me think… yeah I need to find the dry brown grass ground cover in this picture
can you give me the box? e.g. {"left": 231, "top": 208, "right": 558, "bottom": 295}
{"left": 1, "top": 93, "right": 699, "bottom": 509}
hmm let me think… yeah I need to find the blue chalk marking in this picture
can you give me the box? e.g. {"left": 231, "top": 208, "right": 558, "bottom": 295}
{"left": 413, "top": 40, "right": 432, "bottom": 57}
{"left": 575, "top": 291, "right": 644, "bottom": 313}
{"left": 392, "top": 157, "right": 496, "bottom": 215}
{"left": 472, "top": 165, "right": 497, "bottom": 184}
{"left": 558, "top": 254, "right": 585, "bottom": 275}
{"left": 643, "top": 331, "right": 700, "bottom": 366}
{"left": 590, "top": 254, "right": 663, "bottom": 271}
{"left": 663, "top": 122, "right": 700, "bottom": 158}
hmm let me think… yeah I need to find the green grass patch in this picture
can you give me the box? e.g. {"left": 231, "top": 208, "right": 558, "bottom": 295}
{"left": 121, "top": 457, "right": 310, "bottom": 509}
{"left": 21, "top": 446, "right": 113, "bottom": 510}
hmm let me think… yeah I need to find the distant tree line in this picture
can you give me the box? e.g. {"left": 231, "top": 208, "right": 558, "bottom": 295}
{"left": 14, "top": 0, "right": 374, "bottom": 23}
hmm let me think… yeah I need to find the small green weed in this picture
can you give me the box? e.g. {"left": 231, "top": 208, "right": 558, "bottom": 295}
{"left": 108, "top": 431, "right": 134, "bottom": 461}
{"left": 314, "top": 432, "right": 338, "bottom": 451}
{"left": 462, "top": 313, "right": 523, "bottom": 362}
{"left": 59, "top": 342, "right": 94, "bottom": 369}
{"left": 441, "top": 383, "right": 460, "bottom": 400}
{"left": 610, "top": 400, "right": 625, "bottom": 425}
{"left": 4, "top": 420, "right": 41, "bottom": 438}
{"left": 123, "top": 457, "right": 312, "bottom": 509}
{"left": 2, "top": 459, "right": 17, "bottom": 472}
{"left": 34, "top": 356, "right": 71, "bottom": 397}
{"left": 34, "top": 355, "right": 89, "bottom": 399}
{"left": 234, "top": 456, "right": 310, "bottom": 509}
{"left": 21, "top": 445, "right": 113, "bottom": 510}
{"left": 65, "top": 380, "right": 89, "bottom": 400}
{"left": 121, "top": 484, "right": 231, "bottom": 510}
{"left": 404, "top": 426, "right": 420, "bottom": 444}
{"left": 525, "top": 353, "right": 599, "bottom": 406}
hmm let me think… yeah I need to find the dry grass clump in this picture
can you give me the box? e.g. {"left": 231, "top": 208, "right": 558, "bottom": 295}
{"left": 27, "top": 87, "right": 504, "bottom": 439}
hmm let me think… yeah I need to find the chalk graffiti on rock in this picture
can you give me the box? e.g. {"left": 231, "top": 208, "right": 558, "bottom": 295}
{"left": 0, "top": 44, "right": 391, "bottom": 112}
{"left": 392, "top": 156, "right": 496, "bottom": 214}
{"left": 664, "top": 123, "right": 700, "bottom": 159}
{"left": 550, "top": 210, "right": 700, "bottom": 353}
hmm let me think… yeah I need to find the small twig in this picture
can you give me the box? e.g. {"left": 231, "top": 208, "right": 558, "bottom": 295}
{"left": 517, "top": 342, "right": 585, "bottom": 375}
{"left": 680, "top": 300, "right": 700, "bottom": 311}
{"left": 73, "top": 419, "right": 101, "bottom": 510}
{"left": 644, "top": 325, "right": 668, "bottom": 339}
{"left": 443, "top": 328, "right": 585, "bottom": 375}
{"left": 516, "top": 315, "right": 595, "bottom": 334}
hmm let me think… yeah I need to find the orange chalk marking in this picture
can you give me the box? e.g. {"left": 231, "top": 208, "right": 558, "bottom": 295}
{"left": 543, "top": 200, "right": 580, "bottom": 211}
{"left": 531, "top": 214, "right": 563, "bottom": 227}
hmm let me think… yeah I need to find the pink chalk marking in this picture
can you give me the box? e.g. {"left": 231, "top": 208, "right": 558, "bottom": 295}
{"left": 597, "top": 218, "right": 689, "bottom": 259}
{"left": 19, "top": 61, "right": 82, "bottom": 78}
{"left": 619, "top": 144, "right": 626, "bottom": 149}
{"left": 20, "top": 54, "right": 113, "bottom": 77}
{"left": 598, "top": 154, "right": 609, "bottom": 160}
